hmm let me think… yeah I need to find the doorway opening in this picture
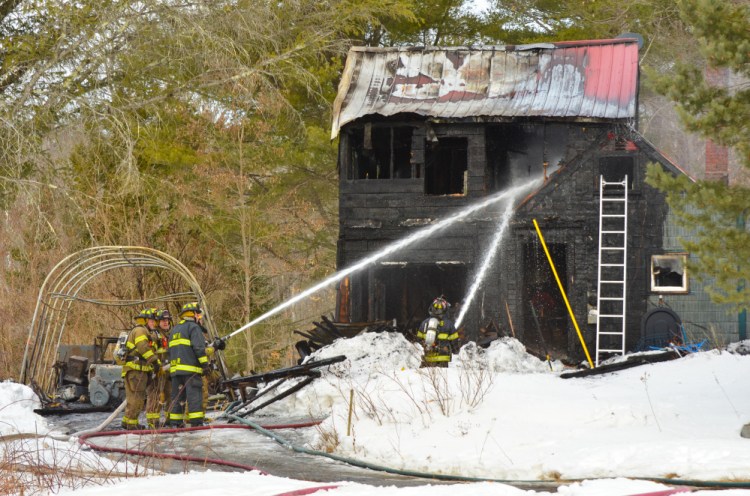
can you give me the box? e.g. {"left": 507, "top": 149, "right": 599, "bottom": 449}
{"left": 523, "top": 242, "right": 568, "bottom": 358}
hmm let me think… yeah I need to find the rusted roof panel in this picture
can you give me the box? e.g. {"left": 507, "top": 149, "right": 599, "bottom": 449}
{"left": 331, "top": 39, "right": 640, "bottom": 138}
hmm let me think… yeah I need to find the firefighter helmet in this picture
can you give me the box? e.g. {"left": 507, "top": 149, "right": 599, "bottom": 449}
{"left": 134, "top": 308, "right": 156, "bottom": 325}
{"left": 428, "top": 297, "right": 449, "bottom": 317}
{"left": 156, "top": 309, "right": 172, "bottom": 321}
{"left": 179, "top": 302, "right": 202, "bottom": 317}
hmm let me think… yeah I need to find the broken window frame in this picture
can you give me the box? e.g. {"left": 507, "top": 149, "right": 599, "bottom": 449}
{"left": 651, "top": 254, "right": 689, "bottom": 294}
{"left": 345, "top": 124, "right": 414, "bottom": 180}
{"left": 424, "top": 136, "right": 468, "bottom": 196}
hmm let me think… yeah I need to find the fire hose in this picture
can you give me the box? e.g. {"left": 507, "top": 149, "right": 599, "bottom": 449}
{"left": 75, "top": 419, "right": 321, "bottom": 473}
{"left": 70, "top": 410, "right": 750, "bottom": 491}
{"left": 226, "top": 415, "right": 750, "bottom": 491}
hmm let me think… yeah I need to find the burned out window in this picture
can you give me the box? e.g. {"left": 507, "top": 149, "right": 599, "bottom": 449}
{"left": 651, "top": 254, "right": 688, "bottom": 293}
{"left": 599, "top": 156, "right": 635, "bottom": 189}
{"left": 425, "top": 137, "right": 468, "bottom": 195}
{"left": 348, "top": 125, "right": 413, "bottom": 179}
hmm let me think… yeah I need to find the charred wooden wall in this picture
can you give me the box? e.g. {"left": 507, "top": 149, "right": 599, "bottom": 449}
{"left": 499, "top": 130, "right": 672, "bottom": 362}
{"left": 336, "top": 118, "right": 674, "bottom": 359}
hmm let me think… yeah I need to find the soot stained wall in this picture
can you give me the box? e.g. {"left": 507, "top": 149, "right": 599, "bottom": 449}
{"left": 337, "top": 118, "right": 677, "bottom": 359}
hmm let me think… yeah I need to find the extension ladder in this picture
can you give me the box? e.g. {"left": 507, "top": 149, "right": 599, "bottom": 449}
{"left": 595, "top": 175, "right": 628, "bottom": 366}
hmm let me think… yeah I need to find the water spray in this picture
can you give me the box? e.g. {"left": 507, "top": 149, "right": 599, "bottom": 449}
{"left": 454, "top": 196, "right": 517, "bottom": 328}
{"left": 222, "top": 177, "right": 543, "bottom": 342}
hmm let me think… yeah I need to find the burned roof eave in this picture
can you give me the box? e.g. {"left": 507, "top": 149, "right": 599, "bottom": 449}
{"left": 339, "top": 113, "right": 634, "bottom": 131}
{"left": 346, "top": 38, "right": 637, "bottom": 53}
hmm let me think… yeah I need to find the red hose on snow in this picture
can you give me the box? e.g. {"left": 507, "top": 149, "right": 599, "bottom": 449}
{"left": 627, "top": 490, "right": 692, "bottom": 496}
{"left": 271, "top": 485, "right": 340, "bottom": 496}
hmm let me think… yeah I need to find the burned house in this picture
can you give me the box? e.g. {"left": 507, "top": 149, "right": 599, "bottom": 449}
{"left": 331, "top": 39, "right": 741, "bottom": 364}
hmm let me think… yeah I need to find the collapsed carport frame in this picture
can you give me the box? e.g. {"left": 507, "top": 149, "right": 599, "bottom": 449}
{"left": 20, "top": 245, "right": 230, "bottom": 400}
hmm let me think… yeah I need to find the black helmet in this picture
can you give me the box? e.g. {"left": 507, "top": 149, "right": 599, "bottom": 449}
{"left": 428, "top": 297, "right": 449, "bottom": 317}
{"left": 156, "top": 309, "right": 172, "bottom": 321}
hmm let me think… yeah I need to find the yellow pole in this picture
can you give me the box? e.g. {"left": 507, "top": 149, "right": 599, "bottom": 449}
{"left": 532, "top": 219, "right": 594, "bottom": 368}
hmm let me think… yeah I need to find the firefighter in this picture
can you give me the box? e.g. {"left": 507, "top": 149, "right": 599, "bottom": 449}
{"left": 195, "top": 310, "right": 225, "bottom": 416}
{"left": 167, "top": 302, "right": 209, "bottom": 427}
{"left": 417, "top": 296, "right": 459, "bottom": 367}
{"left": 145, "top": 309, "right": 172, "bottom": 428}
{"left": 121, "top": 308, "right": 158, "bottom": 430}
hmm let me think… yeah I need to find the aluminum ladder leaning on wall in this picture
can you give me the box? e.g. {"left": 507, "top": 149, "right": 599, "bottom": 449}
{"left": 595, "top": 175, "right": 629, "bottom": 366}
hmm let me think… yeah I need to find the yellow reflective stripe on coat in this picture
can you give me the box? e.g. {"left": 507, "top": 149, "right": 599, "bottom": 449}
{"left": 198, "top": 355, "right": 208, "bottom": 364}
{"left": 171, "top": 363, "right": 202, "bottom": 374}
{"left": 123, "top": 361, "right": 154, "bottom": 373}
{"left": 169, "top": 338, "right": 192, "bottom": 347}
{"left": 437, "top": 332, "right": 459, "bottom": 340}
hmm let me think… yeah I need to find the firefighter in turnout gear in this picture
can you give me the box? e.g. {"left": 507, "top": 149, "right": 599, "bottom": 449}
{"left": 145, "top": 309, "right": 172, "bottom": 428}
{"left": 121, "top": 309, "right": 158, "bottom": 429}
{"left": 417, "top": 297, "right": 459, "bottom": 367}
{"left": 195, "top": 310, "right": 225, "bottom": 416}
{"left": 167, "top": 302, "right": 209, "bottom": 427}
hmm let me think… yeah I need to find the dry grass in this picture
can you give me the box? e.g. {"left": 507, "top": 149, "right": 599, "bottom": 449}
{"left": 312, "top": 422, "right": 341, "bottom": 454}
{"left": 0, "top": 434, "right": 147, "bottom": 495}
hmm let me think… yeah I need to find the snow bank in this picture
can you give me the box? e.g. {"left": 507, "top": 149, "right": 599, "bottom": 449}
{"left": 260, "top": 333, "right": 750, "bottom": 482}
{"left": 0, "top": 381, "right": 48, "bottom": 436}
{"left": 456, "top": 338, "right": 556, "bottom": 373}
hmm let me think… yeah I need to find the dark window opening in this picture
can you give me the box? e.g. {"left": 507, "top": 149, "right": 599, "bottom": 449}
{"left": 599, "top": 156, "right": 635, "bottom": 189}
{"left": 523, "top": 242, "right": 568, "bottom": 358}
{"left": 348, "top": 126, "right": 413, "bottom": 180}
{"left": 425, "top": 137, "right": 467, "bottom": 195}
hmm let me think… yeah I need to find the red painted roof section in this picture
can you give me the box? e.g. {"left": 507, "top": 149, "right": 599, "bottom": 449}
{"left": 332, "top": 39, "right": 640, "bottom": 138}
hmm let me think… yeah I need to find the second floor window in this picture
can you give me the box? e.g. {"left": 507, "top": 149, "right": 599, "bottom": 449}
{"left": 425, "top": 137, "right": 468, "bottom": 195}
{"left": 349, "top": 126, "right": 413, "bottom": 179}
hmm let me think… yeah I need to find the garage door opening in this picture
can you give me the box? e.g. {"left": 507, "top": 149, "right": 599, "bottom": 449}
{"left": 358, "top": 263, "right": 469, "bottom": 327}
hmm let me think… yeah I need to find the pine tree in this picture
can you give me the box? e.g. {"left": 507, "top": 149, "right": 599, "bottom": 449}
{"left": 646, "top": 0, "right": 750, "bottom": 311}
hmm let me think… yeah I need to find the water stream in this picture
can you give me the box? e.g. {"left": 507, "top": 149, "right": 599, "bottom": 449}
{"left": 455, "top": 195, "right": 517, "bottom": 328}
{"left": 227, "top": 177, "right": 543, "bottom": 340}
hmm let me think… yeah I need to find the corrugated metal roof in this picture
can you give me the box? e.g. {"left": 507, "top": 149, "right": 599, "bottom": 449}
{"left": 331, "top": 39, "right": 640, "bottom": 138}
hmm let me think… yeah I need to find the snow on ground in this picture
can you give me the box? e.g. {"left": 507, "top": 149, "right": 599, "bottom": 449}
{"left": 0, "top": 381, "right": 46, "bottom": 436}
{"left": 3, "top": 333, "right": 750, "bottom": 495}
{"left": 261, "top": 333, "right": 750, "bottom": 482}
{"left": 0, "top": 381, "right": 148, "bottom": 493}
